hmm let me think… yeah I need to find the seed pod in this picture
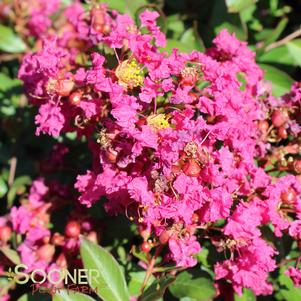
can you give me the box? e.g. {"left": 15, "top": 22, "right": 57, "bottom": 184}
{"left": 0, "top": 225, "right": 12, "bottom": 242}
{"left": 69, "top": 91, "right": 82, "bottom": 105}
{"left": 159, "top": 230, "right": 171, "bottom": 245}
{"left": 183, "top": 158, "right": 201, "bottom": 177}
{"left": 54, "top": 79, "right": 75, "bottom": 97}
{"left": 293, "top": 159, "right": 301, "bottom": 174}
{"left": 271, "top": 109, "right": 289, "bottom": 127}
{"left": 281, "top": 187, "right": 297, "bottom": 205}
{"left": 140, "top": 241, "right": 151, "bottom": 253}
{"left": 277, "top": 126, "right": 288, "bottom": 139}
{"left": 65, "top": 221, "right": 81, "bottom": 238}
{"left": 105, "top": 147, "right": 118, "bottom": 163}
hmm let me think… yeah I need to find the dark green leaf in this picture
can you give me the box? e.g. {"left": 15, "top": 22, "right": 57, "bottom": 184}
{"left": 210, "top": 1, "right": 247, "bottom": 41}
{"left": 80, "top": 239, "right": 130, "bottom": 301}
{"left": 0, "top": 25, "right": 26, "bottom": 53}
{"left": 264, "top": 18, "right": 288, "bottom": 47}
{"left": 169, "top": 271, "right": 215, "bottom": 301}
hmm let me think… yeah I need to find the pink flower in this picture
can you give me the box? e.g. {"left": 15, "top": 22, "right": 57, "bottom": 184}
{"left": 139, "top": 10, "right": 166, "bottom": 47}
{"left": 35, "top": 102, "right": 65, "bottom": 137}
{"left": 286, "top": 266, "right": 301, "bottom": 287}
{"left": 169, "top": 236, "right": 201, "bottom": 267}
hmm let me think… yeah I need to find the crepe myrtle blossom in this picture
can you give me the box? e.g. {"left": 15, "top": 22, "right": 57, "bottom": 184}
{"left": 16, "top": 1, "right": 301, "bottom": 297}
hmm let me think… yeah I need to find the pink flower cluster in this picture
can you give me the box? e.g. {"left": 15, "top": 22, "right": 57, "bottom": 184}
{"left": 17, "top": 2, "right": 301, "bottom": 297}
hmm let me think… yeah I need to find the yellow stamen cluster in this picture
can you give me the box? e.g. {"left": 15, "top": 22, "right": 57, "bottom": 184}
{"left": 147, "top": 114, "right": 170, "bottom": 130}
{"left": 115, "top": 59, "right": 143, "bottom": 90}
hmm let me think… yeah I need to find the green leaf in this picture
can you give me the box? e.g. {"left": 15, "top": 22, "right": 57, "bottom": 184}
{"left": 128, "top": 271, "right": 155, "bottom": 296}
{"left": 226, "top": 0, "right": 256, "bottom": 13}
{"left": 53, "top": 289, "right": 96, "bottom": 301}
{"left": 169, "top": 271, "right": 215, "bottom": 301}
{"left": 258, "top": 46, "right": 295, "bottom": 66}
{"left": 180, "top": 28, "right": 205, "bottom": 52}
{"left": 0, "top": 25, "right": 26, "bottom": 53}
{"left": 234, "top": 289, "right": 256, "bottom": 301}
{"left": 140, "top": 275, "right": 175, "bottom": 301}
{"left": 210, "top": 1, "right": 247, "bottom": 40}
{"left": 100, "top": 0, "right": 147, "bottom": 16}
{"left": 278, "top": 270, "right": 301, "bottom": 301}
{"left": 0, "top": 73, "right": 22, "bottom": 91}
{"left": 0, "top": 177, "right": 7, "bottom": 197}
{"left": 7, "top": 176, "right": 32, "bottom": 208}
{"left": 264, "top": 18, "right": 288, "bottom": 47}
{"left": 287, "top": 39, "right": 301, "bottom": 67}
{"left": 259, "top": 64, "right": 293, "bottom": 97}
{"left": 0, "top": 246, "right": 21, "bottom": 264}
{"left": 80, "top": 239, "right": 130, "bottom": 301}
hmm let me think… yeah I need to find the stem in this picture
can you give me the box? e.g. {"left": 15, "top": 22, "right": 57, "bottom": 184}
{"left": 139, "top": 246, "right": 163, "bottom": 297}
{"left": 8, "top": 156, "right": 17, "bottom": 187}
{"left": 265, "top": 27, "right": 301, "bottom": 51}
{"left": 278, "top": 257, "right": 300, "bottom": 267}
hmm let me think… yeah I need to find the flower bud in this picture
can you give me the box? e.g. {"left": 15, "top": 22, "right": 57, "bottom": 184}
{"left": 140, "top": 241, "right": 151, "bottom": 253}
{"left": 281, "top": 187, "right": 297, "bottom": 205}
{"left": 0, "top": 225, "right": 12, "bottom": 242}
{"left": 271, "top": 109, "right": 289, "bottom": 127}
{"left": 105, "top": 147, "right": 118, "bottom": 163}
{"left": 293, "top": 159, "right": 301, "bottom": 174}
{"left": 159, "top": 230, "right": 171, "bottom": 245}
{"left": 65, "top": 221, "right": 81, "bottom": 238}
{"left": 69, "top": 91, "right": 82, "bottom": 106}
{"left": 277, "top": 126, "right": 288, "bottom": 139}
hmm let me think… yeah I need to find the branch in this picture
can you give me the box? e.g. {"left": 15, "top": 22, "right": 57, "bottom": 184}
{"left": 265, "top": 27, "right": 301, "bottom": 52}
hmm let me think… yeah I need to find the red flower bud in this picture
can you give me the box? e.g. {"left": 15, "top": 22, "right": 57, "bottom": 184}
{"left": 293, "top": 159, "right": 301, "bottom": 174}
{"left": 281, "top": 187, "right": 297, "bottom": 205}
{"left": 0, "top": 225, "right": 12, "bottom": 242}
{"left": 105, "top": 147, "right": 118, "bottom": 163}
{"left": 277, "top": 126, "right": 288, "bottom": 139}
{"left": 69, "top": 91, "right": 82, "bottom": 106}
{"left": 65, "top": 221, "right": 81, "bottom": 238}
{"left": 159, "top": 230, "right": 171, "bottom": 245}
{"left": 140, "top": 241, "right": 151, "bottom": 253}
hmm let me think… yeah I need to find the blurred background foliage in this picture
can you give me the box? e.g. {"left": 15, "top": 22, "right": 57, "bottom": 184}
{"left": 0, "top": 1, "right": 300, "bottom": 300}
